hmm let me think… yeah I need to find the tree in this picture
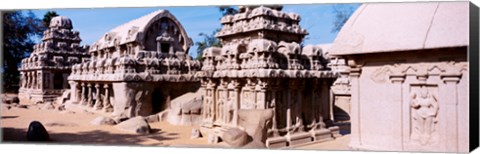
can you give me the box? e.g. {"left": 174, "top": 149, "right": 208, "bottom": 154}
{"left": 331, "top": 4, "right": 356, "bottom": 33}
{"left": 195, "top": 29, "right": 222, "bottom": 60}
{"left": 219, "top": 6, "right": 239, "bottom": 16}
{"left": 2, "top": 11, "right": 44, "bottom": 92}
{"left": 195, "top": 6, "right": 239, "bottom": 60}
{"left": 42, "top": 11, "right": 59, "bottom": 28}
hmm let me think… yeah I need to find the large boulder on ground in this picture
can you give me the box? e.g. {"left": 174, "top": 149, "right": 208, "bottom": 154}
{"left": 115, "top": 116, "right": 151, "bottom": 134}
{"left": 191, "top": 128, "right": 202, "bottom": 139}
{"left": 167, "top": 89, "right": 203, "bottom": 126}
{"left": 90, "top": 116, "right": 117, "bottom": 125}
{"left": 11, "top": 97, "right": 19, "bottom": 104}
{"left": 26, "top": 121, "right": 50, "bottom": 141}
{"left": 236, "top": 109, "right": 274, "bottom": 148}
{"left": 222, "top": 128, "right": 250, "bottom": 148}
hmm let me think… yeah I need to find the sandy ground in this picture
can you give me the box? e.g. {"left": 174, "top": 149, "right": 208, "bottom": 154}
{"left": 1, "top": 93, "right": 350, "bottom": 151}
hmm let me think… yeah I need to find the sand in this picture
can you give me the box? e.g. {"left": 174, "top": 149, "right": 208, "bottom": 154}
{"left": 1, "top": 93, "right": 350, "bottom": 150}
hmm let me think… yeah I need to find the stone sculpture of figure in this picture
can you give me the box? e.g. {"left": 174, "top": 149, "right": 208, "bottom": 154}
{"left": 410, "top": 85, "right": 439, "bottom": 145}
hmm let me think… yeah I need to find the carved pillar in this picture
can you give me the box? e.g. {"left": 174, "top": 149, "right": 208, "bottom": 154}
{"left": 94, "top": 83, "right": 103, "bottom": 110}
{"left": 103, "top": 84, "right": 113, "bottom": 112}
{"left": 390, "top": 74, "right": 405, "bottom": 150}
{"left": 87, "top": 83, "right": 93, "bottom": 107}
{"left": 232, "top": 80, "right": 241, "bottom": 127}
{"left": 81, "top": 83, "right": 87, "bottom": 105}
{"left": 320, "top": 80, "right": 331, "bottom": 125}
{"left": 442, "top": 74, "right": 461, "bottom": 152}
{"left": 349, "top": 64, "right": 362, "bottom": 148}
{"left": 38, "top": 71, "right": 43, "bottom": 90}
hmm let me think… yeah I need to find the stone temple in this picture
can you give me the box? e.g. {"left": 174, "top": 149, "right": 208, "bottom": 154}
{"left": 16, "top": 2, "right": 472, "bottom": 152}
{"left": 329, "top": 2, "right": 469, "bottom": 152}
{"left": 66, "top": 10, "right": 202, "bottom": 118}
{"left": 196, "top": 6, "right": 340, "bottom": 147}
{"left": 18, "top": 16, "right": 90, "bottom": 104}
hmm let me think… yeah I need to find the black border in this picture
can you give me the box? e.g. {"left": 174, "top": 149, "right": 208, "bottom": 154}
{"left": 469, "top": 1, "right": 479, "bottom": 152}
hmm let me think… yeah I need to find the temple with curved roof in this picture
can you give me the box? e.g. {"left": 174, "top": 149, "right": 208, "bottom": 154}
{"left": 329, "top": 2, "right": 469, "bottom": 152}
{"left": 66, "top": 10, "right": 201, "bottom": 118}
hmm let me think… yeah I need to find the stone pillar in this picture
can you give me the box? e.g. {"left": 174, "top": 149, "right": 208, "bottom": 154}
{"left": 390, "top": 74, "right": 405, "bottom": 150}
{"left": 68, "top": 81, "right": 79, "bottom": 104}
{"left": 320, "top": 80, "right": 332, "bottom": 125}
{"left": 81, "top": 83, "right": 87, "bottom": 105}
{"left": 232, "top": 81, "right": 241, "bottom": 127}
{"left": 349, "top": 66, "right": 362, "bottom": 148}
{"left": 103, "top": 84, "right": 113, "bottom": 112}
{"left": 442, "top": 74, "right": 461, "bottom": 152}
{"left": 94, "top": 83, "right": 103, "bottom": 110}
{"left": 87, "top": 83, "right": 93, "bottom": 107}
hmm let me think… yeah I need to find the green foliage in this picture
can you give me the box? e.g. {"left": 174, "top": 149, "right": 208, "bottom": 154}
{"left": 42, "top": 11, "right": 59, "bottom": 28}
{"left": 2, "top": 11, "right": 44, "bottom": 92}
{"left": 331, "top": 4, "right": 356, "bottom": 33}
{"left": 195, "top": 28, "right": 222, "bottom": 60}
{"left": 219, "top": 6, "right": 239, "bottom": 16}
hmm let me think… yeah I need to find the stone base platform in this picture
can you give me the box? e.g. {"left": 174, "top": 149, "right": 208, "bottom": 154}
{"left": 266, "top": 126, "right": 340, "bottom": 148}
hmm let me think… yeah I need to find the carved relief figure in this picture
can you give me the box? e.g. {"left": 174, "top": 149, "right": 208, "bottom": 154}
{"left": 410, "top": 85, "right": 439, "bottom": 145}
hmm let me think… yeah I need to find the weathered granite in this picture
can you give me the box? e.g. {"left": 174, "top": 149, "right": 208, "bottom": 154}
{"left": 18, "top": 16, "right": 90, "bottom": 104}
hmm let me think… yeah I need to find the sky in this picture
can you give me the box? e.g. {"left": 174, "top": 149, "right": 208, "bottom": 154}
{"left": 30, "top": 4, "right": 360, "bottom": 58}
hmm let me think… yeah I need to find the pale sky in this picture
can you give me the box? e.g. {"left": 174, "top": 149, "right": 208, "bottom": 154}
{"left": 30, "top": 4, "right": 360, "bottom": 58}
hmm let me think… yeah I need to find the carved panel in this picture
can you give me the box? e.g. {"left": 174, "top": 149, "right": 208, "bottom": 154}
{"left": 409, "top": 84, "right": 439, "bottom": 146}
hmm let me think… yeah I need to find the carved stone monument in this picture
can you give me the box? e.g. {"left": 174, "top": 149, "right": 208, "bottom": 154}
{"left": 18, "top": 16, "right": 90, "bottom": 104}
{"left": 329, "top": 2, "right": 469, "bottom": 152}
{"left": 196, "top": 5, "right": 340, "bottom": 148}
{"left": 65, "top": 10, "right": 201, "bottom": 119}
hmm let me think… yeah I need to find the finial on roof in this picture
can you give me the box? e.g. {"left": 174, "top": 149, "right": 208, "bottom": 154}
{"left": 49, "top": 16, "right": 73, "bottom": 29}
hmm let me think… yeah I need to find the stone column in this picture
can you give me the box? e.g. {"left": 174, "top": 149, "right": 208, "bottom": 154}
{"left": 390, "top": 74, "right": 405, "bottom": 150}
{"left": 103, "top": 84, "right": 113, "bottom": 112}
{"left": 349, "top": 66, "right": 362, "bottom": 149}
{"left": 87, "top": 83, "right": 93, "bottom": 107}
{"left": 80, "top": 82, "right": 87, "bottom": 105}
{"left": 94, "top": 83, "right": 103, "bottom": 110}
{"left": 442, "top": 74, "right": 461, "bottom": 152}
{"left": 232, "top": 81, "right": 241, "bottom": 127}
{"left": 320, "top": 80, "right": 332, "bottom": 126}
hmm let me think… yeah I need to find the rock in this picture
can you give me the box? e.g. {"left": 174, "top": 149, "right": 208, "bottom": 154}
{"left": 3, "top": 99, "right": 11, "bottom": 104}
{"left": 18, "top": 105, "right": 29, "bottom": 109}
{"left": 115, "top": 116, "right": 151, "bottom": 134}
{"left": 158, "top": 110, "right": 169, "bottom": 122}
{"left": 222, "top": 128, "right": 249, "bottom": 148}
{"left": 90, "top": 116, "right": 116, "bottom": 126}
{"left": 237, "top": 109, "right": 274, "bottom": 148}
{"left": 56, "top": 105, "right": 66, "bottom": 111}
{"left": 145, "top": 114, "right": 159, "bottom": 123}
{"left": 11, "top": 97, "right": 19, "bottom": 104}
{"left": 167, "top": 89, "right": 203, "bottom": 126}
{"left": 35, "top": 101, "right": 44, "bottom": 105}
{"left": 42, "top": 102, "right": 55, "bottom": 110}
{"left": 26, "top": 121, "right": 50, "bottom": 141}
{"left": 191, "top": 128, "right": 202, "bottom": 139}
{"left": 207, "top": 134, "right": 220, "bottom": 144}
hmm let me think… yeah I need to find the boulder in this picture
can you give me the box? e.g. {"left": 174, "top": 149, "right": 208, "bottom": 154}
{"left": 18, "top": 105, "right": 29, "bottom": 109}
{"left": 42, "top": 102, "right": 55, "bottom": 110}
{"left": 56, "top": 105, "right": 66, "bottom": 111}
{"left": 115, "top": 116, "right": 151, "bottom": 134}
{"left": 11, "top": 97, "right": 19, "bottom": 104}
{"left": 237, "top": 109, "right": 274, "bottom": 148}
{"left": 145, "top": 114, "right": 159, "bottom": 123}
{"left": 90, "top": 116, "right": 117, "bottom": 126}
{"left": 191, "top": 128, "right": 202, "bottom": 139}
{"left": 167, "top": 89, "right": 203, "bottom": 126}
{"left": 26, "top": 121, "right": 50, "bottom": 141}
{"left": 222, "top": 128, "right": 249, "bottom": 148}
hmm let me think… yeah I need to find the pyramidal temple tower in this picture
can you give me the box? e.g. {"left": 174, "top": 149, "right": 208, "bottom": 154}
{"left": 196, "top": 6, "right": 340, "bottom": 148}
{"left": 18, "top": 16, "right": 90, "bottom": 104}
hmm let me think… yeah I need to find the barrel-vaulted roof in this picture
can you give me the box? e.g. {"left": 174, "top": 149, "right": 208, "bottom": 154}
{"left": 330, "top": 2, "right": 469, "bottom": 56}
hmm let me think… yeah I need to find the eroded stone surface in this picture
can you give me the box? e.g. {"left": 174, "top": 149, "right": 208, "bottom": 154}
{"left": 115, "top": 116, "right": 151, "bottom": 134}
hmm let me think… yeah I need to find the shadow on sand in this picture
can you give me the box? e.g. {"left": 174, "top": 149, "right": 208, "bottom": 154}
{"left": 2, "top": 127, "right": 178, "bottom": 146}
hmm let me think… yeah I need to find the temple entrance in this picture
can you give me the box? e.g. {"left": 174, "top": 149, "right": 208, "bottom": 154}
{"left": 53, "top": 73, "right": 64, "bottom": 89}
{"left": 151, "top": 88, "right": 166, "bottom": 114}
